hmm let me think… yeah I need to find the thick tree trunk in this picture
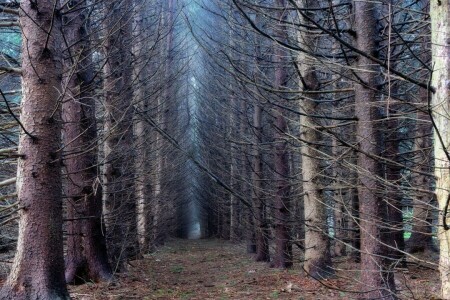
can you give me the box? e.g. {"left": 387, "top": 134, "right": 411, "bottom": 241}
{"left": 354, "top": 1, "right": 396, "bottom": 298}
{"left": 272, "top": 108, "right": 292, "bottom": 268}
{"left": 0, "top": 0, "right": 69, "bottom": 298}
{"left": 272, "top": 0, "right": 292, "bottom": 268}
{"left": 297, "top": 0, "right": 333, "bottom": 278}
{"left": 62, "top": 0, "right": 112, "bottom": 284}
{"left": 103, "top": 0, "right": 136, "bottom": 271}
{"left": 300, "top": 74, "right": 333, "bottom": 278}
{"left": 430, "top": 1, "right": 450, "bottom": 298}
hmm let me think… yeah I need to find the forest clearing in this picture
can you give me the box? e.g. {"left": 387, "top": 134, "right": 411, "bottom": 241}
{"left": 2, "top": 0, "right": 450, "bottom": 299}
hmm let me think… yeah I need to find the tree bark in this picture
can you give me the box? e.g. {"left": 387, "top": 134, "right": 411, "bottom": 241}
{"left": 407, "top": 98, "right": 435, "bottom": 253}
{"left": 297, "top": 0, "right": 333, "bottom": 278}
{"left": 62, "top": 0, "right": 112, "bottom": 284}
{"left": 407, "top": 0, "right": 435, "bottom": 254}
{"left": 0, "top": 0, "right": 70, "bottom": 298}
{"left": 102, "top": 0, "right": 136, "bottom": 271}
{"left": 252, "top": 103, "right": 270, "bottom": 262}
{"left": 354, "top": 1, "right": 396, "bottom": 298}
{"left": 271, "top": 0, "right": 292, "bottom": 269}
{"left": 430, "top": 0, "right": 450, "bottom": 297}
{"left": 133, "top": 0, "right": 152, "bottom": 256}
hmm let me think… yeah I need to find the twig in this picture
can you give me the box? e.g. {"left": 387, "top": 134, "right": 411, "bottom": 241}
{"left": 0, "top": 88, "right": 36, "bottom": 140}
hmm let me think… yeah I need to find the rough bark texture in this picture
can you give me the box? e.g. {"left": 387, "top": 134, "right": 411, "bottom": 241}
{"left": 103, "top": 0, "right": 136, "bottom": 271}
{"left": 252, "top": 103, "right": 270, "bottom": 262}
{"left": 430, "top": 0, "right": 450, "bottom": 298}
{"left": 133, "top": 0, "right": 152, "bottom": 255}
{"left": 298, "top": 0, "right": 333, "bottom": 278}
{"left": 354, "top": 1, "right": 396, "bottom": 298}
{"left": 0, "top": 0, "right": 70, "bottom": 298}
{"left": 62, "top": 0, "right": 112, "bottom": 284}
{"left": 271, "top": 0, "right": 292, "bottom": 269}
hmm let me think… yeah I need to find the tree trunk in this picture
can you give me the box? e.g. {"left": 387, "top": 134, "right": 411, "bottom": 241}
{"left": 271, "top": 0, "right": 292, "bottom": 269}
{"left": 384, "top": 106, "right": 405, "bottom": 266}
{"left": 430, "top": 0, "right": 450, "bottom": 297}
{"left": 407, "top": 1, "right": 435, "bottom": 253}
{"left": 133, "top": 0, "right": 152, "bottom": 256}
{"left": 62, "top": 0, "right": 112, "bottom": 284}
{"left": 0, "top": 0, "right": 70, "bottom": 298}
{"left": 297, "top": 0, "right": 333, "bottom": 278}
{"left": 229, "top": 144, "right": 240, "bottom": 241}
{"left": 252, "top": 103, "right": 269, "bottom": 262}
{"left": 354, "top": 1, "right": 396, "bottom": 298}
{"left": 407, "top": 98, "right": 435, "bottom": 253}
{"left": 103, "top": 0, "right": 136, "bottom": 271}
{"left": 229, "top": 21, "right": 240, "bottom": 242}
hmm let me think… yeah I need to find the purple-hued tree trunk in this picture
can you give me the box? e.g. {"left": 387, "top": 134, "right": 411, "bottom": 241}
{"left": 0, "top": 0, "right": 70, "bottom": 298}
{"left": 62, "top": 0, "right": 112, "bottom": 284}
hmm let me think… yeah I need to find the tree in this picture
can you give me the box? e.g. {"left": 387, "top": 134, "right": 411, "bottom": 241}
{"left": 250, "top": 14, "right": 270, "bottom": 261}
{"left": 62, "top": 0, "right": 112, "bottom": 283}
{"left": 407, "top": 0, "right": 435, "bottom": 254}
{"left": 354, "top": 1, "right": 396, "bottom": 298}
{"left": 102, "top": 0, "right": 137, "bottom": 270}
{"left": 297, "top": 0, "right": 333, "bottom": 278}
{"left": 0, "top": 0, "right": 70, "bottom": 298}
{"left": 271, "top": 0, "right": 292, "bottom": 269}
{"left": 133, "top": 0, "right": 152, "bottom": 255}
{"left": 430, "top": 0, "right": 450, "bottom": 297}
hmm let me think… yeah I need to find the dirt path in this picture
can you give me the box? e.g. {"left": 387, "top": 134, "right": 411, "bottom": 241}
{"left": 69, "top": 239, "right": 439, "bottom": 299}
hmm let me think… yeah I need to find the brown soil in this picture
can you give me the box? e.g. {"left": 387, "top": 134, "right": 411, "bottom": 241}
{"left": 69, "top": 239, "right": 441, "bottom": 300}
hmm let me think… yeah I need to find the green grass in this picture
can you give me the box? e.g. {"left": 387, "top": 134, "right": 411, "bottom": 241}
{"left": 170, "top": 265, "right": 184, "bottom": 273}
{"left": 270, "top": 291, "right": 280, "bottom": 299}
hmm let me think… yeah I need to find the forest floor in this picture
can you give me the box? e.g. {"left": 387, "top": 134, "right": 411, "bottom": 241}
{"left": 69, "top": 239, "right": 441, "bottom": 300}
